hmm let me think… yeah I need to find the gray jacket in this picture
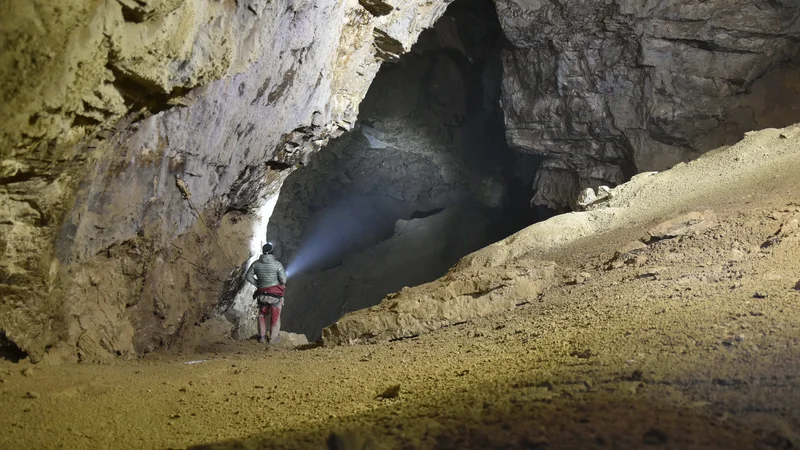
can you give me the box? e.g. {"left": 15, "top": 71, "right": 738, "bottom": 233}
{"left": 245, "top": 254, "right": 287, "bottom": 288}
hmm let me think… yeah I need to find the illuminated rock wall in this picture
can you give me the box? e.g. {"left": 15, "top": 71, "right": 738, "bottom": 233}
{"left": 0, "top": 0, "right": 456, "bottom": 361}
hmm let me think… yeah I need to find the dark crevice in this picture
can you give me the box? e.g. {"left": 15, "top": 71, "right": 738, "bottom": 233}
{"left": 0, "top": 332, "right": 28, "bottom": 363}
{"left": 359, "top": 0, "right": 394, "bottom": 16}
{"left": 119, "top": 4, "right": 147, "bottom": 23}
{"left": 106, "top": 63, "right": 191, "bottom": 115}
{"left": 388, "top": 334, "right": 421, "bottom": 342}
{"left": 72, "top": 114, "right": 102, "bottom": 128}
{"left": 267, "top": 68, "right": 297, "bottom": 105}
{"left": 265, "top": 161, "right": 293, "bottom": 170}
{"left": 116, "top": 0, "right": 185, "bottom": 23}
{"left": 657, "top": 37, "right": 764, "bottom": 55}
{"left": 410, "top": 208, "right": 445, "bottom": 219}
{"left": 0, "top": 171, "right": 44, "bottom": 185}
{"left": 466, "top": 285, "right": 506, "bottom": 299}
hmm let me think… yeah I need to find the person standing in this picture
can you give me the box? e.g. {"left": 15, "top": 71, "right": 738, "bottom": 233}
{"left": 244, "top": 243, "right": 287, "bottom": 344}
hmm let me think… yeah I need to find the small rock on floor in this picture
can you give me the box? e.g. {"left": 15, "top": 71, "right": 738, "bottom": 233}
{"left": 648, "top": 210, "right": 717, "bottom": 240}
{"left": 269, "top": 332, "right": 309, "bottom": 349}
{"left": 572, "top": 272, "right": 592, "bottom": 284}
{"left": 616, "top": 240, "right": 648, "bottom": 256}
{"left": 638, "top": 267, "right": 667, "bottom": 279}
{"left": 376, "top": 384, "right": 400, "bottom": 399}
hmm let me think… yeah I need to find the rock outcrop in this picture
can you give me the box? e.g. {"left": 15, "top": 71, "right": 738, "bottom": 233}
{"left": 497, "top": 0, "right": 800, "bottom": 210}
{"left": 0, "top": 0, "right": 456, "bottom": 361}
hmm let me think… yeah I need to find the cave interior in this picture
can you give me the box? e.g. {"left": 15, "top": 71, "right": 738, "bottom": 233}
{"left": 2, "top": 0, "right": 800, "bottom": 447}
{"left": 267, "top": 0, "right": 547, "bottom": 339}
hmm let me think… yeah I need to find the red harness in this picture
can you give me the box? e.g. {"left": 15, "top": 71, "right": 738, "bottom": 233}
{"left": 253, "top": 284, "right": 285, "bottom": 299}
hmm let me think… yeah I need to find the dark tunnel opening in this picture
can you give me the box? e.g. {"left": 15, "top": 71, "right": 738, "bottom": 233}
{"left": 267, "top": 0, "right": 553, "bottom": 340}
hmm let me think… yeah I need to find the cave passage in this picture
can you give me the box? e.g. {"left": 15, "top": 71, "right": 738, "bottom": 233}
{"left": 267, "top": 0, "right": 546, "bottom": 340}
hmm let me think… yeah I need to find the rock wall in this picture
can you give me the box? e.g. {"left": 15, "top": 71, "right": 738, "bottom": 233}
{"left": 496, "top": 0, "right": 800, "bottom": 210}
{"left": 0, "top": 0, "right": 456, "bottom": 361}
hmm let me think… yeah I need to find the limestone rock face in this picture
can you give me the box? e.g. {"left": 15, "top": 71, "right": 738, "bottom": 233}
{"left": 496, "top": 0, "right": 800, "bottom": 210}
{"left": 0, "top": 0, "right": 455, "bottom": 361}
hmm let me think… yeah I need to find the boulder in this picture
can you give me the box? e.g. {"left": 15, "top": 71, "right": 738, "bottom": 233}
{"left": 648, "top": 210, "right": 718, "bottom": 240}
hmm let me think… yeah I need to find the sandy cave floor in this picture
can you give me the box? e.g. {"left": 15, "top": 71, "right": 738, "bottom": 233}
{"left": 2, "top": 148, "right": 800, "bottom": 449}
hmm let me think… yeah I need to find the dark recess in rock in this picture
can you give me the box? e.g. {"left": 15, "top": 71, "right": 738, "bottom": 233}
{"left": 410, "top": 208, "right": 445, "bottom": 219}
{"left": 268, "top": 0, "right": 545, "bottom": 340}
{"left": 0, "top": 332, "right": 28, "bottom": 363}
{"left": 359, "top": 0, "right": 394, "bottom": 16}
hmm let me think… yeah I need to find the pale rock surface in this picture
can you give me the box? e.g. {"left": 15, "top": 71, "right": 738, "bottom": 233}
{"left": 0, "top": 0, "right": 456, "bottom": 360}
{"left": 575, "top": 185, "right": 614, "bottom": 210}
{"left": 648, "top": 210, "right": 719, "bottom": 240}
{"left": 497, "top": 0, "right": 800, "bottom": 210}
{"left": 272, "top": 331, "right": 310, "bottom": 349}
{"left": 227, "top": 283, "right": 259, "bottom": 341}
{"left": 575, "top": 188, "right": 597, "bottom": 211}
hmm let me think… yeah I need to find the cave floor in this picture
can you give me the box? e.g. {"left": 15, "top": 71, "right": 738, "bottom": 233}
{"left": 3, "top": 144, "right": 800, "bottom": 449}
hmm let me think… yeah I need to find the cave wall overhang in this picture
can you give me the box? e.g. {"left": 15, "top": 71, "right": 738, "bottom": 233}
{"left": 0, "top": 0, "right": 456, "bottom": 361}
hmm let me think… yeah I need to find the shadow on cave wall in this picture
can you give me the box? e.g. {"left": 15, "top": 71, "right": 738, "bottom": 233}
{"left": 266, "top": 0, "right": 549, "bottom": 340}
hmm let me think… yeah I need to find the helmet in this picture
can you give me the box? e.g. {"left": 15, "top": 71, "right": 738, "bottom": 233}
{"left": 262, "top": 242, "right": 274, "bottom": 254}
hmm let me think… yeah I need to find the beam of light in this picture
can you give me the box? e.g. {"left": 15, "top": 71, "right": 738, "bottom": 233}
{"left": 284, "top": 197, "right": 402, "bottom": 279}
{"left": 284, "top": 224, "right": 342, "bottom": 279}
